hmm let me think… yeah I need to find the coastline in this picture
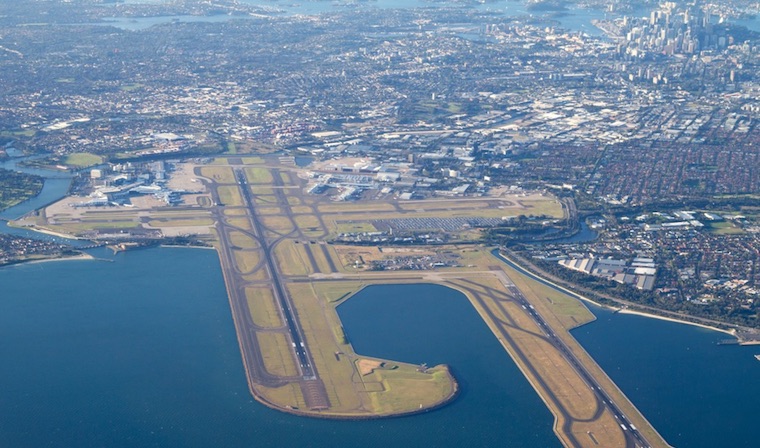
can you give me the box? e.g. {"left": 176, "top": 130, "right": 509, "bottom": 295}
{"left": 246, "top": 363, "right": 459, "bottom": 421}
{"left": 617, "top": 308, "right": 736, "bottom": 338}
{"left": 12, "top": 224, "right": 83, "bottom": 240}
{"left": 159, "top": 244, "right": 215, "bottom": 250}
{"left": 496, "top": 249, "right": 613, "bottom": 308}
{"left": 4, "top": 252, "right": 95, "bottom": 268}
{"left": 497, "top": 250, "right": 742, "bottom": 340}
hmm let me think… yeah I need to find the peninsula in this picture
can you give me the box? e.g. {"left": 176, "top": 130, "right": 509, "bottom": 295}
{"left": 20, "top": 155, "right": 669, "bottom": 447}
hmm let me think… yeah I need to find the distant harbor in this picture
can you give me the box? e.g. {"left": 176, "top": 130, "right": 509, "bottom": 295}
{"left": 83, "top": 1, "right": 633, "bottom": 35}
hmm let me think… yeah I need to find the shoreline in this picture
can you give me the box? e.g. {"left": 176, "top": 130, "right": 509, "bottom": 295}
{"left": 497, "top": 250, "right": 742, "bottom": 340}
{"left": 246, "top": 363, "right": 459, "bottom": 421}
{"left": 5, "top": 252, "right": 95, "bottom": 267}
{"left": 11, "top": 224, "right": 83, "bottom": 240}
{"left": 617, "top": 308, "right": 736, "bottom": 338}
{"left": 25, "top": 252, "right": 95, "bottom": 265}
{"left": 159, "top": 244, "right": 216, "bottom": 250}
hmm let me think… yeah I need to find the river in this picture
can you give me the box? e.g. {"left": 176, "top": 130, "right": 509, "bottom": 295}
{"left": 0, "top": 151, "right": 78, "bottom": 243}
{"left": 0, "top": 156, "right": 72, "bottom": 220}
{"left": 0, "top": 148, "right": 97, "bottom": 253}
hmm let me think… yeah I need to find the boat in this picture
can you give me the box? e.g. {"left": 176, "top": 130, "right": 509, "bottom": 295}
{"left": 754, "top": 354, "right": 760, "bottom": 361}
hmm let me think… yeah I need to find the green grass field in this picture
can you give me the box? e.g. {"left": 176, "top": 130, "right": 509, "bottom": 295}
{"left": 200, "top": 166, "right": 236, "bottom": 184}
{"left": 289, "top": 205, "right": 313, "bottom": 214}
{"left": 256, "top": 206, "right": 284, "bottom": 216}
{"left": 256, "top": 331, "right": 299, "bottom": 377}
{"left": 274, "top": 240, "right": 311, "bottom": 276}
{"left": 229, "top": 230, "right": 259, "bottom": 249}
{"left": 63, "top": 153, "right": 103, "bottom": 168}
{"left": 253, "top": 195, "right": 277, "bottom": 205}
{"left": 365, "top": 365, "right": 455, "bottom": 414}
{"left": 294, "top": 215, "right": 323, "bottom": 230}
{"left": 233, "top": 249, "right": 260, "bottom": 273}
{"left": 708, "top": 221, "right": 745, "bottom": 235}
{"left": 256, "top": 383, "right": 306, "bottom": 409}
{"left": 261, "top": 215, "right": 295, "bottom": 234}
{"left": 313, "top": 281, "right": 366, "bottom": 303}
{"left": 217, "top": 185, "right": 244, "bottom": 206}
{"left": 225, "top": 217, "right": 252, "bottom": 230}
{"left": 251, "top": 186, "right": 276, "bottom": 196}
{"left": 308, "top": 243, "right": 335, "bottom": 273}
{"left": 223, "top": 208, "right": 248, "bottom": 217}
{"left": 245, "top": 287, "right": 283, "bottom": 328}
{"left": 334, "top": 221, "right": 378, "bottom": 234}
{"left": 245, "top": 166, "right": 274, "bottom": 184}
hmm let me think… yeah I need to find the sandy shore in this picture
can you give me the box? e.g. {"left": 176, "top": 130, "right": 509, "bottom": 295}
{"left": 618, "top": 308, "right": 736, "bottom": 337}
{"left": 23, "top": 252, "right": 95, "bottom": 265}
{"left": 11, "top": 225, "right": 82, "bottom": 240}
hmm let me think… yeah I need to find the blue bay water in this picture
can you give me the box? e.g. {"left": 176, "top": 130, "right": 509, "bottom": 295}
{"left": 2, "top": 2, "right": 758, "bottom": 446}
{"left": 1, "top": 249, "right": 759, "bottom": 446}
{"left": 0, "top": 250, "right": 559, "bottom": 447}
{"left": 572, "top": 306, "right": 760, "bottom": 448}
{"left": 337, "top": 283, "right": 560, "bottom": 447}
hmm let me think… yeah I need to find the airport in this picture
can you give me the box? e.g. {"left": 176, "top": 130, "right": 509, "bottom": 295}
{"left": 21, "top": 155, "right": 666, "bottom": 446}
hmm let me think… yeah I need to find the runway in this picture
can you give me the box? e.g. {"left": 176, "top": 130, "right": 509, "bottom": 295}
{"left": 206, "top": 167, "right": 331, "bottom": 410}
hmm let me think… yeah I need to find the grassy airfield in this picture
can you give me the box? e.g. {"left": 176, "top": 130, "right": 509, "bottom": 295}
{"left": 200, "top": 160, "right": 462, "bottom": 417}
{"left": 24, "top": 156, "right": 668, "bottom": 446}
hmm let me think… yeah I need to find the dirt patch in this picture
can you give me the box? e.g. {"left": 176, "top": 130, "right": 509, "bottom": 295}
{"left": 129, "top": 195, "right": 165, "bottom": 209}
{"left": 357, "top": 359, "right": 383, "bottom": 376}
